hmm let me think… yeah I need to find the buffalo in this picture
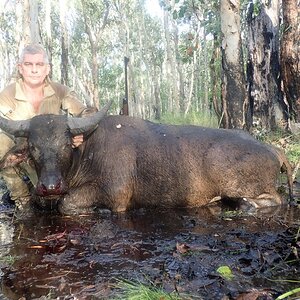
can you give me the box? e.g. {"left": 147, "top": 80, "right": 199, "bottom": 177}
{"left": 0, "top": 102, "right": 293, "bottom": 214}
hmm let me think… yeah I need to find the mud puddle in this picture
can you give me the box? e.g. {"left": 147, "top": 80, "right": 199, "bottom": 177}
{"left": 0, "top": 200, "right": 299, "bottom": 300}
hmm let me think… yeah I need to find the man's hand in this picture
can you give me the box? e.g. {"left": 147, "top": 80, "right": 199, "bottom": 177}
{"left": 72, "top": 134, "right": 84, "bottom": 148}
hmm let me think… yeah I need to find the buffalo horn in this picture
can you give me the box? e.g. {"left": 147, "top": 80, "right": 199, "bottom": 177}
{"left": 68, "top": 100, "right": 112, "bottom": 135}
{"left": 0, "top": 115, "right": 30, "bottom": 137}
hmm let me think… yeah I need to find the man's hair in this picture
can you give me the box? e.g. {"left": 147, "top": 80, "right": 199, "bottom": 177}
{"left": 18, "top": 44, "right": 49, "bottom": 64}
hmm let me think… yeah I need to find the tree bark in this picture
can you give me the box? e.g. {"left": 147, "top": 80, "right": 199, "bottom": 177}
{"left": 29, "top": 0, "right": 41, "bottom": 44}
{"left": 247, "top": 0, "right": 288, "bottom": 131}
{"left": 59, "top": 0, "right": 69, "bottom": 85}
{"left": 153, "top": 66, "right": 161, "bottom": 120}
{"left": 19, "top": 0, "right": 42, "bottom": 46}
{"left": 210, "top": 33, "right": 222, "bottom": 121}
{"left": 220, "top": 0, "right": 248, "bottom": 129}
{"left": 44, "top": 0, "right": 52, "bottom": 78}
{"left": 21, "top": 0, "right": 31, "bottom": 45}
{"left": 281, "top": 0, "right": 300, "bottom": 123}
{"left": 163, "top": 6, "right": 180, "bottom": 114}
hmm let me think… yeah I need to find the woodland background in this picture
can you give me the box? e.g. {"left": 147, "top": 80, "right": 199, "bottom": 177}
{"left": 0, "top": 0, "right": 299, "bottom": 133}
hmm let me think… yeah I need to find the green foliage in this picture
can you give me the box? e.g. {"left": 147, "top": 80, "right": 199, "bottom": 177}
{"left": 113, "top": 279, "right": 191, "bottom": 300}
{"left": 275, "top": 286, "right": 300, "bottom": 300}
{"left": 216, "top": 265, "right": 234, "bottom": 280}
{"left": 0, "top": 254, "right": 16, "bottom": 266}
{"left": 159, "top": 110, "right": 218, "bottom": 128}
{"left": 172, "top": 4, "right": 188, "bottom": 20}
{"left": 287, "top": 142, "right": 300, "bottom": 165}
{"left": 255, "top": 130, "right": 300, "bottom": 165}
{"left": 252, "top": 1, "right": 262, "bottom": 18}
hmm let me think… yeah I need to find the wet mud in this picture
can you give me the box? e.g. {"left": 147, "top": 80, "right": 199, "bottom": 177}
{"left": 0, "top": 177, "right": 299, "bottom": 300}
{"left": 0, "top": 199, "right": 299, "bottom": 300}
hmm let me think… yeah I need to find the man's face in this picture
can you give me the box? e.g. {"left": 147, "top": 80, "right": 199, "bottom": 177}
{"left": 18, "top": 53, "right": 50, "bottom": 88}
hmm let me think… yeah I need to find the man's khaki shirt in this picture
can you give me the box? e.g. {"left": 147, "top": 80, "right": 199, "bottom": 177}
{"left": 0, "top": 78, "right": 86, "bottom": 120}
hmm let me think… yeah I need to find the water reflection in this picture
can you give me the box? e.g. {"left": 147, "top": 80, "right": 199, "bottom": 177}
{"left": 0, "top": 203, "right": 299, "bottom": 299}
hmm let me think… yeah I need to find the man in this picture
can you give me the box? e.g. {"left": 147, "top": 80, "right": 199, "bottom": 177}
{"left": 0, "top": 44, "right": 92, "bottom": 209}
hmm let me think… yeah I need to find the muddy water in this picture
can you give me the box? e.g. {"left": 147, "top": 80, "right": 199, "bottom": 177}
{"left": 0, "top": 201, "right": 299, "bottom": 300}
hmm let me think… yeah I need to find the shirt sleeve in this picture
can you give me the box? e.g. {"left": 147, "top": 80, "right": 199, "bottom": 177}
{"left": 61, "top": 88, "right": 87, "bottom": 117}
{"left": 0, "top": 84, "right": 17, "bottom": 118}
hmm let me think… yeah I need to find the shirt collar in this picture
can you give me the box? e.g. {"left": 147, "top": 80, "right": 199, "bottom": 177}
{"left": 15, "top": 77, "right": 56, "bottom": 101}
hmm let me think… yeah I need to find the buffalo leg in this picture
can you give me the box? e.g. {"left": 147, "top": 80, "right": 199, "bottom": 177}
{"left": 245, "top": 191, "right": 284, "bottom": 208}
{"left": 58, "top": 184, "right": 100, "bottom": 214}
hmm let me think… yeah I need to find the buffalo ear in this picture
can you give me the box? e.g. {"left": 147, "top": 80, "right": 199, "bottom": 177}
{"left": 0, "top": 138, "right": 29, "bottom": 169}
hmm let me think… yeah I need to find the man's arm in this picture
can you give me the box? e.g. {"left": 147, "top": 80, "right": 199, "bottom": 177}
{"left": 71, "top": 106, "right": 99, "bottom": 148}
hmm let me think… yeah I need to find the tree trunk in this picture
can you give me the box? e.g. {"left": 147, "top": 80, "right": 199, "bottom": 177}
{"left": 153, "top": 66, "right": 161, "bottom": 120}
{"left": 163, "top": 6, "right": 180, "bottom": 114}
{"left": 247, "top": 0, "right": 288, "bottom": 131}
{"left": 44, "top": 0, "right": 52, "bottom": 78}
{"left": 81, "top": 15, "right": 100, "bottom": 109}
{"left": 220, "top": 0, "right": 248, "bottom": 129}
{"left": 20, "top": 0, "right": 42, "bottom": 46}
{"left": 29, "top": 0, "right": 41, "bottom": 44}
{"left": 69, "top": 60, "right": 92, "bottom": 106}
{"left": 210, "top": 33, "right": 222, "bottom": 121}
{"left": 281, "top": 0, "right": 300, "bottom": 123}
{"left": 21, "top": 0, "right": 31, "bottom": 45}
{"left": 171, "top": 20, "right": 185, "bottom": 113}
{"left": 59, "top": 0, "right": 69, "bottom": 85}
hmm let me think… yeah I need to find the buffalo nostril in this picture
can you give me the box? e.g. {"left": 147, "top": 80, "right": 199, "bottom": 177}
{"left": 49, "top": 183, "right": 57, "bottom": 190}
{"left": 36, "top": 179, "right": 64, "bottom": 196}
{"left": 48, "top": 181, "right": 61, "bottom": 192}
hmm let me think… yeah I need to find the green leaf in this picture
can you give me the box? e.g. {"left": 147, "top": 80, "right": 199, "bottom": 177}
{"left": 216, "top": 265, "right": 234, "bottom": 280}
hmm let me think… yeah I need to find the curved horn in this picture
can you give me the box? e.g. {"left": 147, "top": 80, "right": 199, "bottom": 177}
{"left": 0, "top": 115, "right": 30, "bottom": 137}
{"left": 68, "top": 100, "right": 112, "bottom": 135}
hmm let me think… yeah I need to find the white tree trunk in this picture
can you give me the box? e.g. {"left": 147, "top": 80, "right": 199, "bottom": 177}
{"left": 220, "top": 0, "right": 247, "bottom": 129}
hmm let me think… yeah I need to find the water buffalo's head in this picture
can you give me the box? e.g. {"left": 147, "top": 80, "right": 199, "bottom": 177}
{"left": 0, "top": 101, "right": 111, "bottom": 198}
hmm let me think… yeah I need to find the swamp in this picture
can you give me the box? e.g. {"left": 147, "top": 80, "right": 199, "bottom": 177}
{"left": 0, "top": 180, "right": 299, "bottom": 300}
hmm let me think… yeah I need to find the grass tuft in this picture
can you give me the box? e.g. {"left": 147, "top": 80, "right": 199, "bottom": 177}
{"left": 112, "top": 279, "right": 193, "bottom": 300}
{"left": 0, "top": 254, "right": 16, "bottom": 266}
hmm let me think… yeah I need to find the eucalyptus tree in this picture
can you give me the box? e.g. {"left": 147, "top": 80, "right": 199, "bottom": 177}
{"left": 112, "top": 0, "right": 151, "bottom": 118}
{"left": 247, "top": 0, "right": 288, "bottom": 131}
{"left": 25, "top": 0, "right": 42, "bottom": 44}
{"left": 159, "top": 0, "right": 221, "bottom": 120}
{"left": 220, "top": 0, "right": 247, "bottom": 129}
{"left": 185, "top": 0, "right": 221, "bottom": 119}
{"left": 0, "top": 2, "right": 18, "bottom": 88}
{"left": 280, "top": 0, "right": 300, "bottom": 124}
{"left": 161, "top": 0, "right": 184, "bottom": 115}
{"left": 109, "top": 0, "right": 165, "bottom": 119}
{"left": 59, "top": 0, "right": 69, "bottom": 85}
{"left": 72, "top": 0, "right": 111, "bottom": 109}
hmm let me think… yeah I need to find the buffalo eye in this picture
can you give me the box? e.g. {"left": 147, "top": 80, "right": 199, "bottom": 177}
{"left": 28, "top": 142, "right": 36, "bottom": 153}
